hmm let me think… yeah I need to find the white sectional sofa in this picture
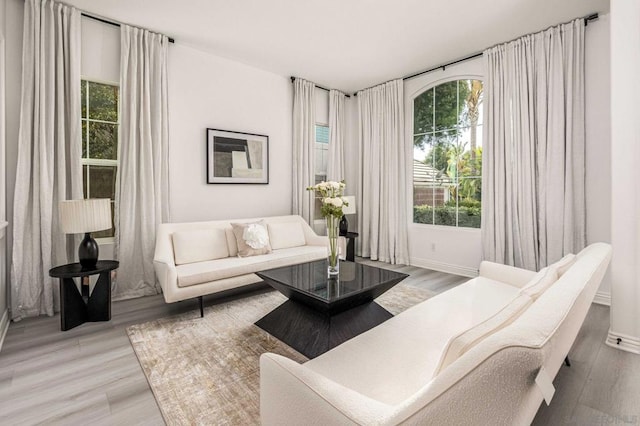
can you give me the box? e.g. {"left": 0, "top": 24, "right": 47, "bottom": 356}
{"left": 260, "top": 242, "right": 612, "bottom": 425}
{"left": 153, "top": 215, "right": 328, "bottom": 312}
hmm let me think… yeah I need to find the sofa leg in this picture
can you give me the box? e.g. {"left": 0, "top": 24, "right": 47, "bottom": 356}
{"left": 564, "top": 356, "right": 571, "bottom": 367}
{"left": 199, "top": 296, "right": 204, "bottom": 318}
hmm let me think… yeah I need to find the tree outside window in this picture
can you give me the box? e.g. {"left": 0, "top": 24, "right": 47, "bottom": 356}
{"left": 413, "top": 79, "right": 483, "bottom": 228}
{"left": 81, "top": 80, "right": 119, "bottom": 238}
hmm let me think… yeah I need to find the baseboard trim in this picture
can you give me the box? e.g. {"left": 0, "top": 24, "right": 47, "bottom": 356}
{"left": 410, "top": 257, "right": 478, "bottom": 278}
{"left": 593, "top": 291, "right": 611, "bottom": 306}
{"left": 0, "top": 309, "right": 9, "bottom": 352}
{"left": 606, "top": 330, "right": 640, "bottom": 355}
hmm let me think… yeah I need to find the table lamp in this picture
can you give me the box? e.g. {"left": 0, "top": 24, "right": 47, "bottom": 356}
{"left": 339, "top": 195, "right": 356, "bottom": 236}
{"left": 59, "top": 199, "right": 112, "bottom": 268}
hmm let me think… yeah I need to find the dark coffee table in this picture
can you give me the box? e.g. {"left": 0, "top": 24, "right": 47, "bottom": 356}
{"left": 255, "top": 260, "right": 408, "bottom": 358}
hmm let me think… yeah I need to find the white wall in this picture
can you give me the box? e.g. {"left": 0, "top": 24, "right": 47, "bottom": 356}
{"left": 585, "top": 15, "right": 612, "bottom": 302}
{"left": 0, "top": 0, "right": 8, "bottom": 347}
{"left": 403, "top": 58, "right": 484, "bottom": 277}
{"left": 168, "top": 43, "right": 293, "bottom": 222}
{"left": 609, "top": 0, "right": 640, "bottom": 354}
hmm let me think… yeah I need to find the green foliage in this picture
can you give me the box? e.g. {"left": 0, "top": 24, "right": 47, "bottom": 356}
{"left": 82, "top": 80, "right": 119, "bottom": 160}
{"left": 413, "top": 204, "right": 481, "bottom": 228}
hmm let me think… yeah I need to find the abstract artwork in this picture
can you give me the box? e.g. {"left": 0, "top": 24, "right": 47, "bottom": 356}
{"left": 206, "top": 128, "right": 269, "bottom": 184}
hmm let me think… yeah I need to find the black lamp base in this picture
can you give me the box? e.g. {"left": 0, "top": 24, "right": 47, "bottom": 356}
{"left": 79, "top": 232, "right": 99, "bottom": 268}
{"left": 339, "top": 215, "right": 349, "bottom": 236}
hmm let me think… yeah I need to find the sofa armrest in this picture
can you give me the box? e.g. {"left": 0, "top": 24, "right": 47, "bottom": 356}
{"left": 260, "top": 353, "right": 391, "bottom": 425}
{"left": 479, "top": 261, "right": 537, "bottom": 288}
{"left": 153, "top": 260, "right": 178, "bottom": 302}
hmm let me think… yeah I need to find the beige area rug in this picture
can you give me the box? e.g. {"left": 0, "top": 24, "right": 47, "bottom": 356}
{"left": 127, "top": 284, "right": 432, "bottom": 425}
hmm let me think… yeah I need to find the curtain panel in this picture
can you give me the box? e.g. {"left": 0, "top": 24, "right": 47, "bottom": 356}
{"left": 482, "top": 19, "right": 586, "bottom": 271}
{"left": 11, "top": 0, "right": 82, "bottom": 320}
{"left": 327, "top": 89, "right": 346, "bottom": 182}
{"left": 114, "top": 25, "right": 170, "bottom": 299}
{"left": 292, "top": 78, "right": 316, "bottom": 224}
{"left": 357, "top": 80, "right": 409, "bottom": 265}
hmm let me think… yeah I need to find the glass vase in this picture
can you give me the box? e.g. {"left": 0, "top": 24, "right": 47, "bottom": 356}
{"left": 326, "top": 215, "right": 340, "bottom": 277}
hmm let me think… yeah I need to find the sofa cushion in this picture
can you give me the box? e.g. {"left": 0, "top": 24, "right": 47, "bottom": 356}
{"left": 176, "top": 245, "right": 326, "bottom": 287}
{"left": 304, "top": 276, "right": 521, "bottom": 405}
{"left": 550, "top": 253, "right": 577, "bottom": 277}
{"left": 434, "top": 293, "right": 533, "bottom": 374}
{"left": 268, "top": 221, "right": 307, "bottom": 250}
{"left": 519, "top": 266, "right": 558, "bottom": 299}
{"left": 231, "top": 220, "right": 272, "bottom": 257}
{"left": 171, "top": 228, "right": 229, "bottom": 265}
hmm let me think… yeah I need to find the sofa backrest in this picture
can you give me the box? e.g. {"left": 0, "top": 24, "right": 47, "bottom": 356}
{"left": 385, "top": 243, "right": 612, "bottom": 425}
{"left": 154, "top": 215, "right": 320, "bottom": 265}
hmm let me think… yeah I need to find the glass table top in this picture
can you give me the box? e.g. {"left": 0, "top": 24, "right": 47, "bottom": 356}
{"left": 256, "top": 259, "right": 409, "bottom": 304}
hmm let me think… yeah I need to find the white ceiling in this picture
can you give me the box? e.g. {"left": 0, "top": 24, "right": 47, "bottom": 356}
{"left": 63, "top": 0, "right": 609, "bottom": 93}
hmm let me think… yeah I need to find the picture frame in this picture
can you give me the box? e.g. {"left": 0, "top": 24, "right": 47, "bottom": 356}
{"left": 206, "top": 128, "right": 269, "bottom": 184}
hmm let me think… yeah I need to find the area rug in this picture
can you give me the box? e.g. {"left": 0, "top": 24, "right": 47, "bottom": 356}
{"left": 126, "top": 284, "right": 432, "bottom": 425}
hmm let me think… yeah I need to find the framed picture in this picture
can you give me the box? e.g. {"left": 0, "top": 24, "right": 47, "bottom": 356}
{"left": 206, "top": 128, "right": 269, "bottom": 184}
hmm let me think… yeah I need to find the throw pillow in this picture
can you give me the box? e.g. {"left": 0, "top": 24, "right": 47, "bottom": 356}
{"left": 550, "top": 253, "right": 577, "bottom": 277}
{"left": 268, "top": 221, "right": 306, "bottom": 250}
{"left": 231, "top": 220, "right": 272, "bottom": 257}
{"left": 519, "top": 266, "right": 559, "bottom": 299}
{"left": 172, "top": 228, "right": 230, "bottom": 265}
{"left": 434, "top": 293, "right": 533, "bottom": 374}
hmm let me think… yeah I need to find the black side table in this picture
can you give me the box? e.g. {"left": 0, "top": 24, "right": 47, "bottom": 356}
{"left": 344, "top": 232, "right": 359, "bottom": 262}
{"left": 49, "top": 260, "right": 119, "bottom": 331}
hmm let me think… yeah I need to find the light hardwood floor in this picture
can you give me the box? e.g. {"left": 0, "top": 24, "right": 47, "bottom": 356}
{"left": 0, "top": 261, "right": 638, "bottom": 425}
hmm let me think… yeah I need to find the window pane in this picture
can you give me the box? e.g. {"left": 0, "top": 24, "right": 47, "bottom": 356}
{"left": 88, "top": 165, "right": 117, "bottom": 200}
{"left": 458, "top": 79, "right": 483, "bottom": 129}
{"left": 82, "top": 164, "right": 88, "bottom": 198}
{"left": 81, "top": 80, "right": 87, "bottom": 118}
{"left": 457, "top": 178, "right": 481, "bottom": 228}
{"left": 88, "top": 81, "right": 118, "bottom": 122}
{"left": 82, "top": 120, "right": 87, "bottom": 158}
{"left": 88, "top": 122, "right": 118, "bottom": 159}
{"left": 414, "top": 88, "right": 433, "bottom": 134}
{"left": 434, "top": 81, "right": 460, "bottom": 132}
{"left": 315, "top": 125, "right": 329, "bottom": 144}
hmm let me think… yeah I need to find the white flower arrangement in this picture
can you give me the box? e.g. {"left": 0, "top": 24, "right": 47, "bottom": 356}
{"left": 243, "top": 223, "right": 269, "bottom": 249}
{"left": 307, "top": 181, "right": 348, "bottom": 218}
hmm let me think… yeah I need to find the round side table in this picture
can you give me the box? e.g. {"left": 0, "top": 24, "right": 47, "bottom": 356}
{"left": 49, "top": 260, "right": 119, "bottom": 331}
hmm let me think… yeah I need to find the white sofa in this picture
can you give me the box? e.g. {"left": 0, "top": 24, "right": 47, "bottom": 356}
{"left": 153, "top": 215, "right": 328, "bottom": 309}
{"left": 260, "top": 242, "right": 612, "bottom": 425}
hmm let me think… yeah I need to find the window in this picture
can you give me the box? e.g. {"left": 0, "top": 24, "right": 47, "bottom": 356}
{"left": 412, "top": 79, "right": 483, "bottom": 228}
{"left": 81, "top": 80, "right": 119, "bottom": 238}
{"left": 314, "top": 124, "right": 329, "bottom": 219}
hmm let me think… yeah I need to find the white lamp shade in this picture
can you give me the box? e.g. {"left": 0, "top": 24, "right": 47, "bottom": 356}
{"left": 342, "top": 196, "right": 356, "bottom": 215}
{"left": 59, "top": 199, "right": 112, "bottom": 234}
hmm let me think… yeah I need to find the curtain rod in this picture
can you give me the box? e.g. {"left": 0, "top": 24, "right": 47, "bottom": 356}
{"left": 353, "top": 12, "right": 599, "bottom": 96}
{"left": 82, "top": 13, "right": 175, "bottom": 43}
{"left": 290, "top": 77, "right": 351, "bottom": 98}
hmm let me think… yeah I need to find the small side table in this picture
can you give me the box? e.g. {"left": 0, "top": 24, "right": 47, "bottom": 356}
{"left": 49, "top": 260, "right": 119, "bottom": 331}
{"left": 344, "top": 232, "right": 359, "bottom": 262}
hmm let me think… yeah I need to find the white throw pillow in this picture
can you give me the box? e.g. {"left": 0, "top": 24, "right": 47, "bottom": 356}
{"left": 172, "top": 228, "right": 230, "bottom": 265}
{"left": 230, "top": 220, "right": 273, "bottom": 257}
{"left": 268, "top": 222, "right": 306, "bottom": 250}
{"left": 550, "top": 253, "right": 577, "bottom": 277}
{"left": 434, "top": 293, "right": 533, "bottom": 374}
{"left": 519, "top": 266, "right": 559, "bottom": 299}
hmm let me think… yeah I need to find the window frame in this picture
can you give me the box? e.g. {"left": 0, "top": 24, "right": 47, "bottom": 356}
{"left": 81, "top": 77, "right": 120, "bottom": 243}
{"left": 409, "top": 74, "right": 484, "bottom": 231}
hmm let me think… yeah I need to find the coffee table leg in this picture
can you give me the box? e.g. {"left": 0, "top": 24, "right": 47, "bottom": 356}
{"left": 255, "top": 300, "right": 392, "bottom": 359}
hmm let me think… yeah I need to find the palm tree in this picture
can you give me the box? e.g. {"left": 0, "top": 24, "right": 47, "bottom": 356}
{"left": 466, "top": 80, "right": 483, "bottom": 174}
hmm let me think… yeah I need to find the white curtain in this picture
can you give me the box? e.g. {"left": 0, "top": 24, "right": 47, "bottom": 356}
{"left": 114, "top": 25, "right": 169, "bottom": 299}
{"left": 292, "top": 78, "right": 316, "bottom": 224}
{"left": 357, "top": 80, "right": 409, "bottom": 265}
{"left": 482, "top": 19, "right": 586, "bottom": 271}
{"left": 11, "top": 0, "right": 82, "bottom": 320}
{"left": 327, "top": 89, "right": 346, "bottom": 182}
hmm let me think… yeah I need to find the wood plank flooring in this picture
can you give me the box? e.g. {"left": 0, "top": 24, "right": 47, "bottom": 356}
{"left": 0, "top": 261, "right": 637, "bottom": 425}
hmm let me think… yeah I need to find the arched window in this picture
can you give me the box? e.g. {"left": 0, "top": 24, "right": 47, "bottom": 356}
{"left": 412, "top": 79, "right": 483, "bottom": 228}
